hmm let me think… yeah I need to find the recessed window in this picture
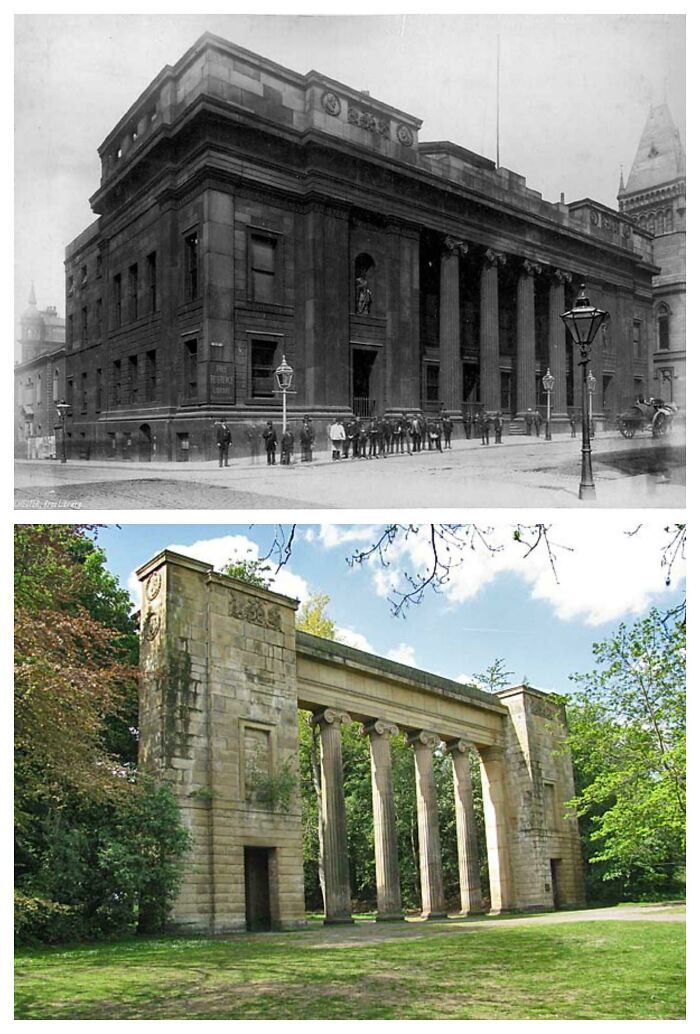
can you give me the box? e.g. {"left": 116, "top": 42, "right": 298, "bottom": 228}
{"left": 80, "top": 371, "right": 88, "bottom": 414}
{"left": 81, "top": 306, "right": 88, "bottom": 346}
{"left": 147, "top": 252, "right": 157, "bottom": 313}
{"left": 113, "top": 273, "right": 122, "bottom": 328}
{"left": 67, "top": 275, "right": 74, "bottom": 298}
{"left": 145, "top": 349, "right": 157, "bottom": 402}
{"left": 113, "top": 360, "right": 122, "bottom": 406}
{"left": 425, "top": 363, "right": 440, "bottom": 402}
{"left": 657, "top": 305, "right": 670, "bottom": 351}
{"left": 251, "top": 340, "right": 278, "bottom": 397}
{"left": 250, "top": 234, "right": 277, "bottom": 303}
{"left": 96, "top": 368, "right": 103, "bottom": 412}
{"left": 96, "top": 298, "right": 103, "bottom": 339}
{"left": 184, "top": 339, "right": 198, "bottom": 398}
{"left": 127, "top": 354, "right": 138, "bottom": 404}
{"left": 128, "top": 263, "right": 138, "bottom": 322}
{"left": 96, "top": 253, "right": 103, "bottom": 278}
{"left": 80, "top": 265, "right": 88, "bottom": 286}
{"left": 632, "top": 320, "right": 643, "bottom": 360}
{"left": 184, "top": 232, "right": 199, "bottom": 302}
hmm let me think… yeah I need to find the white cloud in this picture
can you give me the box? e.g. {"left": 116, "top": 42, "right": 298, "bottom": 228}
{"left": 336, "top": 626, "right": 375, "bottom": 653}
{"left": 386, "top": 643, "right": 417, "bottom": 666}
{"left": 128, "top": 534, "right": 310, "bottom": 608}
{"left": 314, "top": 524, "right": 382, "bottom": 550}
{"left": 363, "top": 521, "right": 685, "bottom": 627}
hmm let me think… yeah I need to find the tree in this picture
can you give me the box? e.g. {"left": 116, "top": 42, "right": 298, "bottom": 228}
{"left": 565, "top": 607, "right": 685, "bottom": 899}
{"left": 14, "top": 525, "right": 189, "bottom": 942}
{"left": 474, "top": 658, "right": 515, "bottom": 693}
{"left": 296, "top": 593, "right": 336, "bottom": 639}
{"left": 220, "top": 553, "right": 273, "bottom": 589}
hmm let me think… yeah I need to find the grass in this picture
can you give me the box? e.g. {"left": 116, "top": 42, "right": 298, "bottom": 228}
{"left": 15, "top": 919, "right": 685, "bottom": 1020}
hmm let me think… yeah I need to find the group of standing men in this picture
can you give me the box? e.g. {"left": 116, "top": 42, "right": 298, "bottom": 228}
{"left": 462, "top": 411, "right": 505, "bottom": 445}
{"left": 328, "top": 412, "right": 454, "bottom": 461}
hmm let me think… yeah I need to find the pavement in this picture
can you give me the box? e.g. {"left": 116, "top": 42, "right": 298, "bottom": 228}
{"left": 14, "top": 429, "right": 685, "bottom": 510}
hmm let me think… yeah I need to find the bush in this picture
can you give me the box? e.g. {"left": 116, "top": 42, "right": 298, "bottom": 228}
{"left": 14, "top": 893, "right": 86, "bottom": 946}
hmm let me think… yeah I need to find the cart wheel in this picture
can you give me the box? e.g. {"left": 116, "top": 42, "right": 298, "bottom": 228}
{"left": 652, "top": 413, "right": 668, "bottom": 438}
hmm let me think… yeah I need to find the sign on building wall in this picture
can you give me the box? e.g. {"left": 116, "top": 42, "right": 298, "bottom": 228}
{"left": 208, "top": 361, "right": 235, "bottom": 403}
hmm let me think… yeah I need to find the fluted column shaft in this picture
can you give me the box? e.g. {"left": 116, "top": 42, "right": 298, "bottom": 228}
{"left": 408, "top": 731, "right": 446, "bottom": 918}
{"left": 362, "top": 720, "right": 403, "bottom": 920}
{"left": 311, "top": 709, "right": 353, "bottom": 924}
{"left": 477, "top": 745, "right": 513, "bottom": 913}
{"left": 448, "top": 740, "right": 484, "bottom": 915}
{"left": 439, "top": 238, "right": 466, "bottom": 412}
{"left": 516, "top": 261, "right": 539, "bottom": 418}
{"left": 548, "top": 272, "right": 569, "bottom": 420}
{"left": 480, "top": 252, "right": 502, "bottom": 411}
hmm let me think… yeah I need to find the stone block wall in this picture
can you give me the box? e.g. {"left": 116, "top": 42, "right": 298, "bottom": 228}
{"left": 137, "top": 549, "right": 306, "bottom": 933}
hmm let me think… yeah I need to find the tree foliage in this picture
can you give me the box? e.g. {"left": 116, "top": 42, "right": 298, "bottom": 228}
{"left": 565, "top": 607, "right": 685, "bottom": 899}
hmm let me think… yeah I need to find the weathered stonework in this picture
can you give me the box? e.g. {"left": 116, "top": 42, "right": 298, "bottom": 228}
{"left": 138, "top": 550, "right": 584, "bottom": 932}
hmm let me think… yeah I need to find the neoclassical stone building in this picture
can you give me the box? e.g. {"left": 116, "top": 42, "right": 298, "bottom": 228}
{"left": 64, "top": 32, "right": 657, "bottom": 460}
{"left": 618, "top": 103, "right": 686, "bottom": 408}
{"left": 138, "top": 549, "right": 585, "bottom": 931}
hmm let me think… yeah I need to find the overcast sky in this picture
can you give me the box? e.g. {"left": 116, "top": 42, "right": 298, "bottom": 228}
{"left": 14, "top": 12, "right": 684, "bottom": 342}
{"left": 96, "top": 519, "right": 685, "bottom": 694}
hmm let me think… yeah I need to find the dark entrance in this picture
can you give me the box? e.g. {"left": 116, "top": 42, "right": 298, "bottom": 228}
{"left": 138, "top": 423, "right": 152, "bottom": 462}
{"left": 244, "top": 847, "right": 272, "bottom": 931}
{"left": 550, "top": 859, "right": 562, "bottom": 909}
{"left": 352, "top": 348, "right": 377, "bottom": 418}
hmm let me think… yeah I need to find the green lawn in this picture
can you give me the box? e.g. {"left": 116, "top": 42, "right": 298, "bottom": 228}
{"left": 15, "top": 919, "right": 685, "bottom": 1020}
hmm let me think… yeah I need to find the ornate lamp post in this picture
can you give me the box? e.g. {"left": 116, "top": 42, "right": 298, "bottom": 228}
{"left": 542, "top": 368, "right": 554, "bottom": 441}
{"left": 587, "top": 370, "right": 597, "bottom": 439}
{"left": 55, "top": 399, "right": 70, "bottom": 464}
{"left": 274, "top": 355, "right": 295, "bottom": 433}
{"left": 560, "top": 285, "right": 608, "bottom": 501}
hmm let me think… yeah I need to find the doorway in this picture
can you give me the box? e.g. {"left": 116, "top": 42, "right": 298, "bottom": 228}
{"left": 138, "top": 423, "right": 152, "bottom": 462}
{"left": 550, "top": 859, "right": 563, "bottom": 909}
{"left": 352, "top": 348, "right": 377, "bottom": 418}
{"left": 244, "top": 847, "right": 272, "bottom": 931}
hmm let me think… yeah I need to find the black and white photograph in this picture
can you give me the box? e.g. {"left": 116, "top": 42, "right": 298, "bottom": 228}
{"left": 14, "top": 12, "right": 685, "bottom": 509}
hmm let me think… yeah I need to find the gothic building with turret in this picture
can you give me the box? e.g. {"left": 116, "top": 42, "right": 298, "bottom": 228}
{"left": 14, "top": 285, "right": 66, "bottom": 457}
{"left": 62, "top": 33, "right": 658, "bottom": 461}
{"left": 618, "top": 103, "right": 685, "bottom": 408}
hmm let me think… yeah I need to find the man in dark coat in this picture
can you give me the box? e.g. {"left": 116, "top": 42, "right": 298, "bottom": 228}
{"left": 216, "top": 419, "right": 232, "bottom": 467}
{"left": 481, "top": 412, "right": 491, "bottom": 445}
{"left": 494, "top": 412, "right": 504, "bottom": 444}
{"left": 263, "top": 421, "right": 277, "bottom": 464}
{"left": 533, "top": 410, "right": 542, "bottom": 437}
{"left": 463, "top": 411, "right": 472, "bottom": 440}
{"left": 300, "top": 416, "right": 315, "bottom": 462}
{"left": 442, "top": 413, "right": 453, "bottom": 449}
{"left": 280, "top": 427, "right": 294, "bottom": 464}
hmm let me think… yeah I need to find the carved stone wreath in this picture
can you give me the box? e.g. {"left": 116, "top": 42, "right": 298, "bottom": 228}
{"left": 396, "top": 123, "right": 414, "bottom": 147}
{"left": 228, "top": 590, "right": 283, "bottom": 631}
{"left": 145, "top": 571, "right": 162, "bottom": 601}
{"left": 348, "top": 106, "right": 390, "bottom": 138}
{"left": 142, "top": 610, "right": 161, "bottom": 641}
{"left": 322, "top": 91, "right": 341, "bottom": 116}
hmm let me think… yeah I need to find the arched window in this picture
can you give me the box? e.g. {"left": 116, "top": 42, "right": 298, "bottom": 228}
{"left": 665, "top": 208, "right": 673, "bottom": 232}
{"left": 657, "top": 304, "right": 670, "bottom": 351}
{"left": 354, "top": 253, "right": 375, "bottom": 315}
{"left": 647, "top": 213, "right": 656, "bottom": 235}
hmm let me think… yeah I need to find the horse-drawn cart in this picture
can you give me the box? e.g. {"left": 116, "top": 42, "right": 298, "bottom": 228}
{"left": 617, "top": 398, "right": 678, "bottom": 439}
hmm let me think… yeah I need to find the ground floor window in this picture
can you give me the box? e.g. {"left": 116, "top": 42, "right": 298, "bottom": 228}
{"left": 251, "top": 340, "right": 279, "bottom": 398}
{"left": 500, "top": 371, "right": 512, "bottom": 413}
{"left": 424, "top": 363, "right": 440, "bottom": 405}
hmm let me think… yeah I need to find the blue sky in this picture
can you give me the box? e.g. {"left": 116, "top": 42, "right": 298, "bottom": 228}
{"left": 96, "top": 521, "right": 685, "bottom": 695}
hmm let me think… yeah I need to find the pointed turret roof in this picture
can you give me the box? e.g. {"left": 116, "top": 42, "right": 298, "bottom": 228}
{"left": 621, "top": 103, "right": 685, "bottom": 197}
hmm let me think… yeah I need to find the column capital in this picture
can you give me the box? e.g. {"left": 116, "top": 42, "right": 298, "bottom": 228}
{"left": 478, "top": 743, "right": 505, "bottom": 762}
{"left": 361, "top": 718, "right": 400, "bottom": 739}
{"left": 443, "top": 738, "right": 476, "bottom": 756}
{"left": 484, "top": 248, "right": 506, "bottom": 268}
{"left": 521, "top": 259, "right": 542, "bottom": 278}
{"left": 406, "top": 729, "right": 442, "bottom": 750}
{"left": 552, "top": 268, "right": 573, "bottom": 285}
{"left": 444, "top": 235, "right": 469, "bottom": 256}
{"left": 309, "top": 708, "right": 351, "bottom": 729}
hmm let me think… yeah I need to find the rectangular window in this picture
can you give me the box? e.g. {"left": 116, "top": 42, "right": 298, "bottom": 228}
{"left": 147, "top": 252, "right": 157, "bottom": 313}
{"left": 96, "top": 298, "right": 103, "bottom": 339}
{"left": 145, "top": 349, "right": 157, "bottom": 401}
{"left": 113, "top": 360, "right": 122, "bottom": 406}
{"left": 81, "top": 306, "right": 88, "bottom": 346}
{"left": 250, "top": 234, "right": 277, "bottom": 303}
{"left": 80, "top": 371, "right": 88, "bottom": 414}
{"left": 80, "top": 264, "right": 88, "bottom": 286}
{"left": 633, "top": 320, "right": 642, "bottom": 360}
{"left": 96, "top": 253, "right": 103, "bottom": 278}
{"left": 184, "top": 339, "right": 198, "bottom": 398}
{"left": 425, "top": 363, "right": 440, "bottom": 403}
{"left": 251, "top": 340, "right": 278, "bottom": 397}
{"left": 128, "top": 263, "right": 138, "bottom": 322}
{"left": 96, "top": 368, "right": 103, "bottom": 412}
{"left": 184, "top": 232, "right": 199, "bottom": 301}
{"left": 113, "top": 274, "right": 122, "bottom": 328}
{"left": 67, "top": 275, "right": 74, "bottom": 297}
{"left": 127, "top": 354, "right": 138, "bottom": 403}
{"left": 67, "top": 314, "right": 73, "bottom": 348}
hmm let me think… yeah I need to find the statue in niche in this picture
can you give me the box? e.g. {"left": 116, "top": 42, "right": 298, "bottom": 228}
{"left": 355, "top": 272, "right": 373, "bottom": 315}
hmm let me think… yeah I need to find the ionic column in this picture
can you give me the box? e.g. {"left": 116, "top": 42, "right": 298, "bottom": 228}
{"left": 439, "top": 236, "right": 468, "bottom": 413}
{"left": 548, "top": 270, "right": 571, "bottom": 421}
{"left": 480, "top": 249, "right": 505, "bottom": 411}
{"left": 477, "top": 745, "right": 513, "bottom": 913}
{"left": 407, "top": 730, "right": 446, "bottom": 918}
{"left": 361, "top": 719, "right": 403, "bottom": 921}
{"left": 446, "top": 739, "right": 484, "bottom": 915}
{"left": 516, "top": 260, "right": 541, "bottom": 419}
{"left": 310, "top": 708, "right": 353, "bottom": 924}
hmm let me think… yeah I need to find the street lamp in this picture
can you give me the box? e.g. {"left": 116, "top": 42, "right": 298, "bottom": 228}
{"left": 542, "top": 368, "right": 554, "bottom": 442}
{"left": 274, "top": 355, "right": 295, "bottom": 433}
{"left": 55, "top": 399, "right": 70, "bottom": 464}
{"left": 560, "top": 285, "right": 609, "bottom": 501}
{"left": 587, "top": 370, "right": 597, "bottom": 439}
